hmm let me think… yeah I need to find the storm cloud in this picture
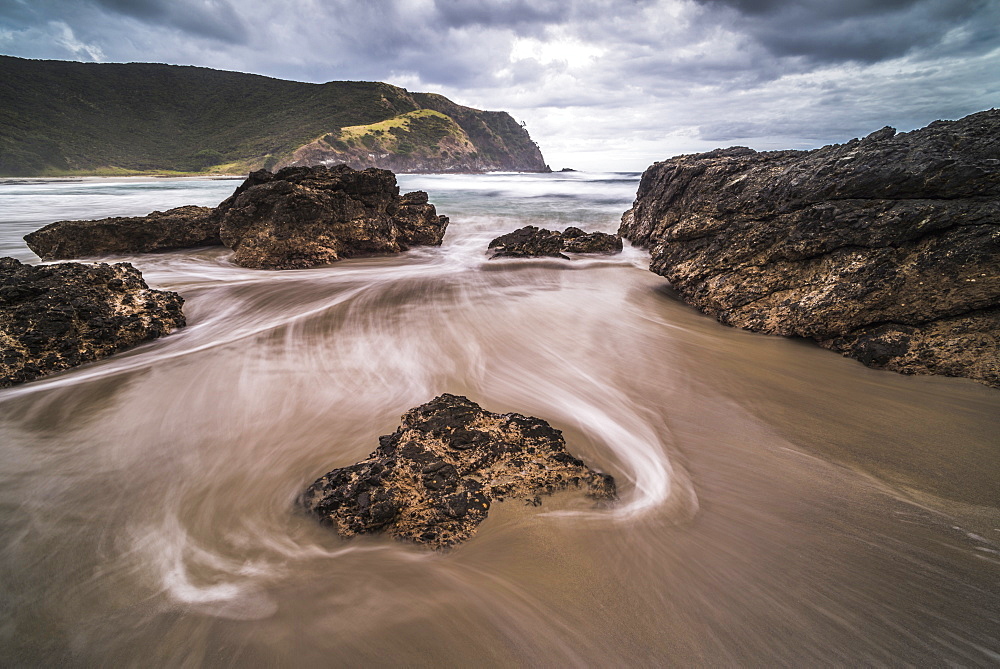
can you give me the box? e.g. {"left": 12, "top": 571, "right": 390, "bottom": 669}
{"left": 1, "top": 0, "right": 998, "bottom": 169}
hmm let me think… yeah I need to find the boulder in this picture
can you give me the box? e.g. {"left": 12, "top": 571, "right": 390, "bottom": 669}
{"left": 620, "top": 109, "right": 1000, "bottom": 388}
{"left": 487, "top": 225, "right": 622, "bottom": 259}
{"left": 0, "top": 257, "right": 185, "bottom": 387}
{"left": 301, "top": 394, "right": 616, "bottom": 549}
{"left": 562, "top": 226, "right": 624, "bottom": 254}
{"left": 211, "top": 165, "right": 449, "bottom": 269}
{"left": 488, "top": 225, "right": 568, "bottom": 259}
{"left": 22, "top": 165, "right": 450, "bottom": 270}
{"left": 24, "top": 206, "right": 218, "bottom": 260}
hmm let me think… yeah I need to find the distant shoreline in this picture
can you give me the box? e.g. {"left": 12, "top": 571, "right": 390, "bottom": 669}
{"left": 0, "top": 174, "right": 246, "bottom": 184}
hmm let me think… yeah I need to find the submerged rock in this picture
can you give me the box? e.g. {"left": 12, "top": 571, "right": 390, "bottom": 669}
{"left": 0, "top": 257, "right": 185, "bottom": 387}
{"left": 620, "top": 109, "right": 1000, "bottom": 388}
{"left": 488, "top": 225, "right": 567, "bottom": 259}
{"left": 301, "top": 394, "right": 616, "bottom": 549}
{"left": 25, "top": 206, "right": 219, "bottom": 260}
{"left": 23, "top": 165, "right": 449, "bottom": 270}
{"left": 561, "top": 226, "right": 624, "bottom": 254}
{"left": 487, "top": 225, "right": 622, "bottom": 259}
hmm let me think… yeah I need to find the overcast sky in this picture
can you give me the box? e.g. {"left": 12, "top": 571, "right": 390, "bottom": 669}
{"left": 2, "top": 0, "right": 999, "bottom": 170}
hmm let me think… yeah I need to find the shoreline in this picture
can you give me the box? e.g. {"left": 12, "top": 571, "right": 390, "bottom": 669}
{"left": 0, "top": 174, "right": 247, "bottom": 184}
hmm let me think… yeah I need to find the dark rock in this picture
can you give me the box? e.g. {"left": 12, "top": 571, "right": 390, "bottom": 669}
{"left": 620, "top": 109, "right": 1000, "bottom": 388}
{"left": 216, "top": 165, "right": 449, "bottom": 269}
{"left": 564, "top": 231, "right": 623, "bottom": 255}
{"left": 301, "top": 394, "right": 616, "bottom": 549}
{"left": 23, "top": 165, "right": 449, "bottom": 271}
{"left": 488, "top": 225, "right": 568, "bottom": 259}
{"left": 24, "top": 206, "right": 218, "bottom": 260}
{"left": 487, "top": 225, "right": 622, "bottom": 259}
{"left": 0, "top": 257, "right": 185, "bottom": 387}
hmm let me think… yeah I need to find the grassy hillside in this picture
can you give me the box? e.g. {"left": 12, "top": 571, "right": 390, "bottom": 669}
{"left": 0, "top": 56, "right": 548, "bottom": 176}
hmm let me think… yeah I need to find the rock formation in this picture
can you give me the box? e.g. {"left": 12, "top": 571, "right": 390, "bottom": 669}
{"left": 25, "top": 206, "right": 218, "bottom": 260}
{"left": 301, "top": 394, "right": 616, "bottom": 549}
{"left": 215, "top": 165, "right": 448, "bottom": 269}
{"left": 0, "top": 257, "right": 185, "bottom": 387}
{"left": 620, "top": 110, "right": 1000, "bottom": 388}
{"left": 281, "top": 102, "right": 550, "bottom": 174}
{"left": 488, "top": 225, "right": 623, "bottom": 259}
{"left": 24, "top": 165, "right": 449, "bottom": 270}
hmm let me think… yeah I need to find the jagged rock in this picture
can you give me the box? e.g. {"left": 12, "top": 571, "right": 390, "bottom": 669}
{"left": 0, "top": 257, "right": 185, "bottom": 387}
{"left": 562, "top": 226, "right": 624, "bottom": 254}
{"left": 487, "top": 225, "right": 622, "bottom": 259}
{"left": 488, "top": 225, "right": 568, "bottom": 259}
{"left": 216, "top": 165, "right": 448, "bottom": 269}
{"left": 24, "top": 206, "right": 218, "bottom": 260}
{"left": 22, "top": 165, "right": 449, "bottom": 270}
{"left": 620, "top": 109, "right": 1000, "bottom": 388}
{"left": 301, "top": 394, "right": 616, "bottom": 549}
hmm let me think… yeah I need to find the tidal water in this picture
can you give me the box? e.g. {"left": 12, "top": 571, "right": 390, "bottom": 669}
{"left": 1, "top": 173, "right": 999, "bottom": 666}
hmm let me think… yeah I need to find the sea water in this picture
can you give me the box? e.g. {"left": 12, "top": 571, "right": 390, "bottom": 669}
{"left": 1, "top": 172, "right": 998, "bottom": 665}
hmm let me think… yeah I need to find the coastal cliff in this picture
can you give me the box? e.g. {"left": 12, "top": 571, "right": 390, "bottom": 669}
{"left": 0, "top": 56, "right": 547, "bottom": 176}
{"left": 621, "top": 110, "right": 1000, "bottom": 388}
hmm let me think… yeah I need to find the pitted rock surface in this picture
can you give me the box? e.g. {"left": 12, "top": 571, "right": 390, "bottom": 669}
{"left": 487, "top": 225, "right": 622, "bottom": 259}
{"left": 301, "top": 394, "right": 616, "bottom": 549}
{"left": 620, "top": 110, "right": 1000, "bottom": 388}
{"left": 0, "top": 257, "right": 185, "bottom": 387}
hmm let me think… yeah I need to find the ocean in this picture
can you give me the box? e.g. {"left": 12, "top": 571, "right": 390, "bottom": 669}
{"left": 1, "top": 172, "right": 998, "bottom": 665}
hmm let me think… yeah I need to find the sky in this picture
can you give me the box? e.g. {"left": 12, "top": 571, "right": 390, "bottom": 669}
{"left": 1, "top": 0, "right": 999, "bottom": 171}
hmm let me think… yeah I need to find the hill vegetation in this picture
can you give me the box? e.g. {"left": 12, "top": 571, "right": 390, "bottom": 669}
{"left": 0, "top": 56, "right": 548, "bottom": 176}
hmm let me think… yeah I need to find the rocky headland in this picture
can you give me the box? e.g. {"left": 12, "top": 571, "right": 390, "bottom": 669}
{"left": 488, "top": 225, "right": 623, "bottom": 259}
{"left": 0, "top": 56, "right": 548, "bottom": 177}
{"left": 621, "top": 110, "right": 1000, "bottom": 387}
{"left": 25, "top": 165, "right": 449, "bottom": 270}
{"left": 301, "top": 394, "right": 616, "bottom": 549}
{"left": 0, "top": 257, "right": 185, "bottom": 387}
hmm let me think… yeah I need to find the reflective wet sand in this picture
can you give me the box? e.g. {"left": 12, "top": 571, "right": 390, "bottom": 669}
{"left": 1, "top": 173, "right": 998, "bottom": 665}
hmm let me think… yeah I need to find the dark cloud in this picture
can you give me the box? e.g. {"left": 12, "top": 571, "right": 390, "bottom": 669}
{"left": 432, "top": 0, "right": 570, "bottom": 29}
{"left": 693, "top": 0, "right": 999, "bottom": 64}
{"left": 0, "top": 0, "right": 247, "bottom": 45}
{"left": 1, "top": 0, "right": 998, "bottom": 169}
{"left": 92, "top": 0, "right": 247, "bottom": 43}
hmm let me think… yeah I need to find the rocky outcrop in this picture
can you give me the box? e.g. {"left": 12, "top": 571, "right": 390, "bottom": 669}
{"left": 24, "top": 165, "right": 449, "bottom": 270}
{"left": 620, "top": 110, "right": 1000, "bottom": 388}
{"left": 0, "top": 257, "right": 185, "bottom": 387}
{"left": 488, "top": 226, "right": 623, "bottom": 260}
{"left": 24, "top": 206, "right": 218, "bottom": 260}
{"left": 301, "top": 394, "right": 616, "bottom": 549}
{"left": 281, "top": 104, "right": 550, "bottom": 174}
{"left": 215, "top": 165, "right": 448, "bottom": 269}
{"left": 218, "top": 165, "right": 448, "bottom": 269}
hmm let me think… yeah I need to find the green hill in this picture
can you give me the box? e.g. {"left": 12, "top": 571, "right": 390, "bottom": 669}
{"left": 0, "top": 56, "right": 549, "bottom": 176}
